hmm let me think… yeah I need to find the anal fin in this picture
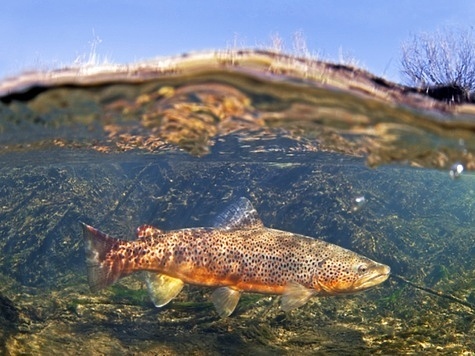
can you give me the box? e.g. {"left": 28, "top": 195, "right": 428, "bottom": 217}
{"left": 210, "top": 287, "right": 241, "bottom": 318}
{"left": 145, "top": 273, "right": 184, "bottom": 307}
{"left": 281, "top": 282, "right": 315, "bottom": 312}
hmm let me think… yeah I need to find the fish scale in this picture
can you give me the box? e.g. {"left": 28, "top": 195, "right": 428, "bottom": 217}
{"left": 82, "top": 197, "right": 390, "bottom": 318}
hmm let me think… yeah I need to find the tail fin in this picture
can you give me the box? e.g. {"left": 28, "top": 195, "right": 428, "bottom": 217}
{"left": 81, "top": 222, "right": 131, "bottom": 292}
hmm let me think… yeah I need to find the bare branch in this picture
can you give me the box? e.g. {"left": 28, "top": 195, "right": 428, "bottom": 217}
{"left": 401, "top": 27, "right": 475, "bottom": 96}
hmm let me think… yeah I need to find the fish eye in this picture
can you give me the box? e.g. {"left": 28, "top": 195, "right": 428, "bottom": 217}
{"left": 357, "top": 264, "right": 368, "bottom": 274}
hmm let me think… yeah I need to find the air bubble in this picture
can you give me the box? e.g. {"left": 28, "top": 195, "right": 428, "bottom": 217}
{"left": 350, "top": 195, "right": 366, "bottom": 212}
{"left": 449, "top": 163, "right": 464, "bottom": 179}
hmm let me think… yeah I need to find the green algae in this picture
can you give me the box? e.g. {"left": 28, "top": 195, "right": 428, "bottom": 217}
{"left": 109, "top": 284, "right": 150, "bottom": 306}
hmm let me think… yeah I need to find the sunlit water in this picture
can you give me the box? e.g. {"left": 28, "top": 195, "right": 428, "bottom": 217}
{"left": 1, "top": 50, "right": 475, "bottom": 354}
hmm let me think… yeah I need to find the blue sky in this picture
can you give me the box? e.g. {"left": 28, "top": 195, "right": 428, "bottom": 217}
{"left": 2, "top": 1, "right": 474, "bottom": 83}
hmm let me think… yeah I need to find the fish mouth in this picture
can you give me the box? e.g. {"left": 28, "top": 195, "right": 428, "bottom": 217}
{"left": 354, "top": 264, "right": 391, "bottom": 290}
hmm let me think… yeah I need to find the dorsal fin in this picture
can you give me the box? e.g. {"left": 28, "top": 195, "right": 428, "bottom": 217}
{"left": 213, "top": 197, "right": 264, "bottom": 230}
{"left": 136, "top": 224, "right": 164, "bottom": 240}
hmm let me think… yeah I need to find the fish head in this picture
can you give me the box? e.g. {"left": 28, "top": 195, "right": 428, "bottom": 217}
{"left": 313, "top": 247, "right": 390, "bottom": 295}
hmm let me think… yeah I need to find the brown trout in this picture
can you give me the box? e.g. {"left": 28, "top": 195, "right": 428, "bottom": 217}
{"left": 82, "top": 197, "right": 390, "bottom": 317}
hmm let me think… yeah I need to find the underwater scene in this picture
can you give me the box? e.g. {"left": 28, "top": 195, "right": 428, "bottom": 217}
{"left": 1, "top": 50, "right": 475, "bottom": 354}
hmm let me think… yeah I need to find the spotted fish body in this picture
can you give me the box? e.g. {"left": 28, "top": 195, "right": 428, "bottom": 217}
{"left": 82, "top": 198, "right": 390, "bottom": 317}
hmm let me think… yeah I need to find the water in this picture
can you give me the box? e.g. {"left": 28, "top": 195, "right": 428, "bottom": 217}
{"left": 1, "top": 50, "right": 475, "bottom": 354}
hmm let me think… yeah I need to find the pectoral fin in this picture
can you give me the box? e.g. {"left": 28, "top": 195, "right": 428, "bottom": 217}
{"left": 145, "top": 273, "right": 184, "bottom": 307}
{"left": 210, "top": 287, "right": 241, "bottom": 318}
{"left": 281, "top": 282, "right": 315, "bottom": 312}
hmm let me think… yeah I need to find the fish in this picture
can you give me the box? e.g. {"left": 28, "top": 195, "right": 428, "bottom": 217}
{"left": 81, "top": 197, "right": 390, "bottom": 318}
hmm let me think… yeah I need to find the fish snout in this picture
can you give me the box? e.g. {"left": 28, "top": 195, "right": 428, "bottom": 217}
{"left": 355, "top": 262, "right": 390, "bottom": 290}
